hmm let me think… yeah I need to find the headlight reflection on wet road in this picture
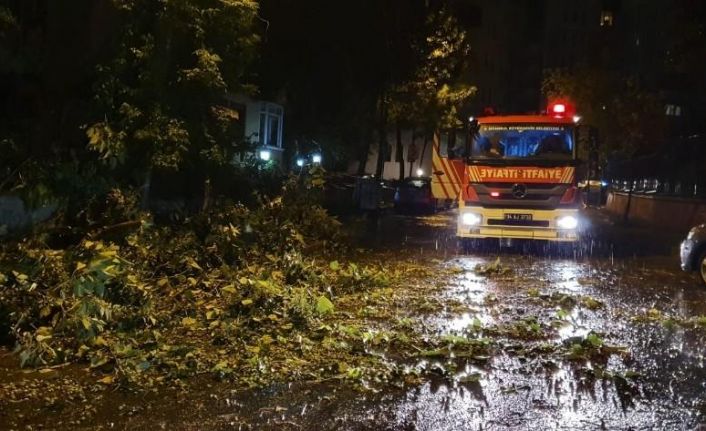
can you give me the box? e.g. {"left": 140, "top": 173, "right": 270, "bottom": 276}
{"left": 388, "top": 253, "right": 704, "bottom": 430}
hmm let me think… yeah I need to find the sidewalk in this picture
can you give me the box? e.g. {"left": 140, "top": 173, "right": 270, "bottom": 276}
{"left": 582, "top": 206, "right": 684, "bottom": 257}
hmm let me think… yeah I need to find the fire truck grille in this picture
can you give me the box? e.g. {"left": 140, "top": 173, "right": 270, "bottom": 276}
{"left": 487, "top": 219, "right": 551, "bottom": 227}
{"left": 482, "top": 182, "right": 557, "bottom": 190}
{"left": 496, "top": 194, "right": 552, "bottom": 200}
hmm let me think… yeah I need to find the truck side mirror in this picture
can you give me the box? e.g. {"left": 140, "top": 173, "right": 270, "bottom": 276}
{"left": 466, "top": 119, "right": 480, "bottom": 157}
{"left": 469, "top": 119, "right": 480, "bottom": 136}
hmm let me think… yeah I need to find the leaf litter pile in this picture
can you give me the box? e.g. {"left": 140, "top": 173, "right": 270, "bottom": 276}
{"left": 0, "top": 178, "right": 464, "bottom": 424}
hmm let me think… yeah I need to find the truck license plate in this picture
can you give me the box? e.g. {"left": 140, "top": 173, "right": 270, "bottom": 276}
{"left": 505, "top": 213, "right": 532, "bottom": 221}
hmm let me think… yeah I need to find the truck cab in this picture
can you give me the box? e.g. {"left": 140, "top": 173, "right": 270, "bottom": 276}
{"left": 433, "top": 105, "right": 582, "bottom": 244}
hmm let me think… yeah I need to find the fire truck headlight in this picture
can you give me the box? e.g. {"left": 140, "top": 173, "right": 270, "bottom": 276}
{"left": 461, "top": 212, "right": 482, "bottom": 226}
{"left": 557, "top": 215, "right": 578, "bottom": 230}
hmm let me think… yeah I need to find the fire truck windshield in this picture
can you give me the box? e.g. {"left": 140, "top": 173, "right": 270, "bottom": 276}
{"left": 471, "top": 124, "right": 574, "bottom": 161}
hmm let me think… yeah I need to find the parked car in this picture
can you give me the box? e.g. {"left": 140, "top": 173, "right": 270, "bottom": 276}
{"left": 680, "top": 224, "right": 706, "bottom": 285}
{"left": 393, "top": 177, "right": 436, "bottom": 213}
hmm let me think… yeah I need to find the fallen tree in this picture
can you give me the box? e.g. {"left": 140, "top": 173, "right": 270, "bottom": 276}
{"left": 0, "top": 171, "right": 403, "bottom": 388}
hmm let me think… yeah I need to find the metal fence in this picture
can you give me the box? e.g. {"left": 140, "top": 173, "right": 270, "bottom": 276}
{"left": 605, "top": 135, "right": 706, "bottom": 199}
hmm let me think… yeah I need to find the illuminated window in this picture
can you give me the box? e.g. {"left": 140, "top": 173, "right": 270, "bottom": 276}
{"left": 259, "top": 103, "right": 284, "bottom": 148}
{"left": 600, "top": 11, "right": 613, "bottom": 27}
{"left": 665, "top": 104, "right": 683, "bottom": 117}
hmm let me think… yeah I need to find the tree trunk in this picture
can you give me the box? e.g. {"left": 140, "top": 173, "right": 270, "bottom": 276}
{"left": 140, "top": 169, "right": 152, "bottom": 210}
{"left": 396, "top": 122, "right": 404, "bottom": 181}
{"left": 374, "top": 95, "right": 387, "bottom": 179}
{"left": 409, "top": 131, "right": 418, "bottom": 175}
{"left": 202, "top": 177, "right": 211, "bottom": 213}
{"left": 418, "top": 133, "right": 429, "bottom": 167}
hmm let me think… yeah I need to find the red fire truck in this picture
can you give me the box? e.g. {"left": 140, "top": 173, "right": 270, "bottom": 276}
{"left": 432, "top": 103, "right": 582, "bottom": 246}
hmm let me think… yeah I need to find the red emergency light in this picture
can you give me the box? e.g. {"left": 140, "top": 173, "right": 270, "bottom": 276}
{"left": 551, "top": 103, "right": 566, "bottom": 114}
{"left": 490, "top": 191, "right": 500, "bottom": 198}
{"left": 547, "top": 101, "right": 574, "bottom": 118}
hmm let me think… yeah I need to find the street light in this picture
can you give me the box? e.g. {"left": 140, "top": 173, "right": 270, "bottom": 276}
{"left": 259, "top": 149, "right": 271, "bottom": 161}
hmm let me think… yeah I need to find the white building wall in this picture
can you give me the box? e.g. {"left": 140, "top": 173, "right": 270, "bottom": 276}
{"left": 225, "top": 94, "right": 285, "bottom": 163}
{"left": 243, "top": 100, "right": 261, "bottom": 142}
{"left": 348, "top": 129, "right": 434, "bottom": 180}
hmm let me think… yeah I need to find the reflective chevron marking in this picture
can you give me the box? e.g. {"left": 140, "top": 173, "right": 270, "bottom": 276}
{"left": 469, "top": 166, "right": 575, "bottom": 183}
{"left": 431, "top": 136, "right": 462, "bottom": 199}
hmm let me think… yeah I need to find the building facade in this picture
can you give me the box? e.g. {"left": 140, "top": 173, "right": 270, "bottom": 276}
{"left": 225, "top": 94, "right": 285, "bottom": 163}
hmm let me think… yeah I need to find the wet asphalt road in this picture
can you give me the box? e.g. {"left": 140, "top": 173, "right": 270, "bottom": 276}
{"left": 4, "top": 209, "right": 706, "bottom": 430}
{"left": 231, "top": 210, "right": 706, "bottom": 430}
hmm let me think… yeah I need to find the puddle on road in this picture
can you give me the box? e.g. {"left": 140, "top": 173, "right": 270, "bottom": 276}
{"left": 379, "top": 253, "right": 706, "bottom": 430}
{"left": 447, "top": 312, "right": 494, "bottom": 332}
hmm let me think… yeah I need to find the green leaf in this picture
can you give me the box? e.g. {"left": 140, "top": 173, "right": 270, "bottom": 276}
{"left": 212, "top": 361, "right": 230, "bottom": 372}
{"left": 90, "top": 355, "right": 109, "bottom": 369}
{"left": 221, "top": 284, "right": 237, "bottom": 295}
{"left": 315, "top": 296, "right": 334, "bottom": 315}
{"left": 35, "top": 334, "right": 52, "bottom": 343}
{"left": 581, "top": 296, "right": 603, "bottom": 310}
{"left": 419, "top": 348, "right": 448, "bottom": 358}
{"left": 97, "top": 375, "right": 115, "bottom": 385}
{"left": 329, "top": 260, "right": 340, "bottom": 271}
{"left": 186, "top": 257, "right": 203, "bottom": 271}
{"left": 346, "top": 367, "right": 363, "bottom": 379}
{"left": 586, "top": 332, "right": 603, "bottom": 347}
{"left": 624, "top": 370, "right": 641, "bottom": 379}
{"left": 181, "top": 317, "right": 197, "bottom": 327}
